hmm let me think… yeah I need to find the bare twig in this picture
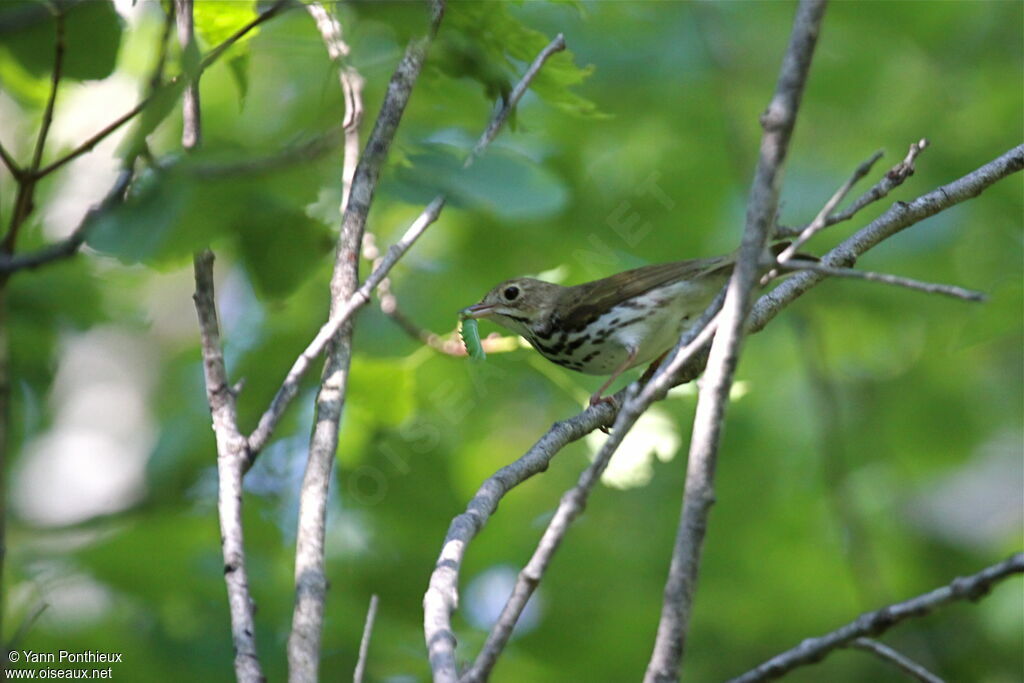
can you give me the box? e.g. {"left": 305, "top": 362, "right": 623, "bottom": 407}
{"left": 33, "top": 0, "right": 291, "bottom": 180}
{"left": 198, "top": 0, "right": 289, "bottom": 72}
{"left": 749, "top": 143, "right": 1024, "bottom": 334}
{"left": 849, "top": 638, "right": 945, "bottom": 683}
{"left": 645, "top": 4, "right": 827, "bottom": 681}
{"left": 0, "top": 143, "right": 20, "bottom": 179}
{"left": 424, "top": 392, "right": 620, "bottom": 683}
{"left": 29, "top": 8, "right": 64, "bottom": 174}
{"left": 305, "top": 2, "right": 365, "bottom": 213}
{"left": 776, "top": 138, "right": 930, "bottom": 238}
{"left": 467, "top": 33, "right": 565, "bottom": 167}
{"left": 353, "top": 595, "right": 380, "bottom": 683}
{"left": 248, "top": 196, "right": 446, "bottom": 456}
{"left": 375, "top": 33, "right": 567, "bottom": 357}
{"left": 362, "top": 233, "right": 519, "bottom": 356}
{"left": 3, "top": 7, "right": 66, "bottom": 253}
{"left": 179, "top": 1, "right": 264, "bottom": 679}
{"left": 177, "top": 0, "right": 201, "bottom": 149}
{"left": 0, "top": 167, "right": 133, "bottom": 275}
{"left": 774, "top": 258, "right": 987, "bottom": 302}
{"left": 287, "top": 3, "right": 444, "bottom": 679}
{"left": 728, "top": 554, "right": 1023, "bottom": 682}
{"left": 193, "top": 252, "right": 263, "bottom": 683}
{"left": 773, "top": 149, "right": 883, "bottom": 268}
{"left": 148, "top": 4, "right": 176, "bottom": 92}
{"left": 5, "top": 602, "right": 48, "bottom": 653}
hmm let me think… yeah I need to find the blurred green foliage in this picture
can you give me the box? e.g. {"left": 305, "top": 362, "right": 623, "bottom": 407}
{"left": 1, "top": 1, "right": 1021, "bottom": 682}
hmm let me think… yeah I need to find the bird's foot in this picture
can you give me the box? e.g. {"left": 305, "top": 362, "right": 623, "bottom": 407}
{"left": 588, "top": 393, "right": 618, "bottom": 434}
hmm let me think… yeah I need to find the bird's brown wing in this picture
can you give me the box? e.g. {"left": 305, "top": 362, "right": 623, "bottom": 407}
{"left": 556, "top": 256, "right": 732, "bottom": 332}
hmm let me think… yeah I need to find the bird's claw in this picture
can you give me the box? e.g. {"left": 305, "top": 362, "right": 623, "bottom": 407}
{"left": 589, "top": 394, "right": 618, "bottom": 434}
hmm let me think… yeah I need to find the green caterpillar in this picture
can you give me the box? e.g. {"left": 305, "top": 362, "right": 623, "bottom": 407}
{"left": 458, "top": 315, "right": 486, "bottom": 361}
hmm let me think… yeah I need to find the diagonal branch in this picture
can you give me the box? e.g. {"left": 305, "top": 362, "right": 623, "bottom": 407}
{"left": 287, "top": 3, "right": 445, "bottom": 679}
{"left": 29, "top": 7, "right": 65, "bottom": 175}
{"left": 353, "top": 594, "right": 380, "bottom": 683}
{"left": 727, "top": 554, "right": 1024, "bottom": 683}
{"left": 466, "top": 34, "right": 566, "bottom": 167}
{"left": 373, "top": 35, "right": 566, "bottom": 358}
{"left": 645, "top": 3, "right": 827, "bottom": 680}
{"left": 247, "top": 195, "right": 446, "bottom": 457}
{"left": 773, "top": 148, "right": 883, "bottom": 266}
{"left": 0, "top": 141, "right": 20, "bottom": 179}
{"left": 0, "top": 166, "right": 133, "bottom": 275}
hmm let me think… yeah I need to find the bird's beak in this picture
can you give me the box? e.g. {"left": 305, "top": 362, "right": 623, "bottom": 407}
{"left": 460, "top": 302, "right": 495, "bottom": 319}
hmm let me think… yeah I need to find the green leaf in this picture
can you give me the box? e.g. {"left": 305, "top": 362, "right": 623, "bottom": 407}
{"left": 438, "top": 2, "right": 604, "bottom": 119}
{"left": 234, "top": 197, "right": 333, "bottom": 299}
{"left": 87, "top": 149, "right": 334, "bottom": 284}
{"left": 194, "top": 0, "right": 256, "bottom": 97}
{"left": 86, "top": 166, "right": 193, "bottom": 264}
{"left": 388, "top": 142, "right": 568, "bottom": 220}
{"left": 0, "top": 0, "right": 122, "bottom": 81}
{"left": 193, "top": 0, "right": 258, "bottom": 49}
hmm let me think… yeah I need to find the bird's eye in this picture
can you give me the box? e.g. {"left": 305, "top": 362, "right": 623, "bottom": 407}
{"left": 503, "top": 286, "right": 520, "bottom": 301}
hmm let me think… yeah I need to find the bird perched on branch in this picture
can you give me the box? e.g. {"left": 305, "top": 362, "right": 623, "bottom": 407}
{"left": 461, "top": 244, "right": 804, "bottom": 406}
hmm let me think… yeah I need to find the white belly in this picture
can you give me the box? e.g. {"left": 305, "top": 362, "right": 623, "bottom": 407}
{"left": 529, "top": 278, "right": 723, "bottom": 376}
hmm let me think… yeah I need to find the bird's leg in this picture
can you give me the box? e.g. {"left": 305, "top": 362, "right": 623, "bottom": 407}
{"left": 589, "top": 346, "right": 638, "bottom": 409}
{"left": 639, "top": 350, "right": 668, "bottom": 385}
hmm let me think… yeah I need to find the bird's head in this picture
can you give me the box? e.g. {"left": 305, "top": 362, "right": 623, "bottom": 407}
{"left": 460, "top": 278, "right": 561, "bottom": 337}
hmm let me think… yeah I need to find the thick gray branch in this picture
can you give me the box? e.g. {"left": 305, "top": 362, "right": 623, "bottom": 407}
{"left": 645, "top": 3, "right": 827, "bottom": 681}
{"left": 193, "top": 252, "right": 263, "bottom": 683}
{"left": 728, "top": 554, "right": 1023, "bottom": 682}
{"left": 181, "top": 2, "right": 263, "bottom": 680}
{"left": 287, "top": 4, "right": 444, "bottom": 680}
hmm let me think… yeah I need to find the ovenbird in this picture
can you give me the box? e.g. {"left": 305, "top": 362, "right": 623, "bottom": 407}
{"left": 461, "top": 245, "right": 791, "bottom": 406}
